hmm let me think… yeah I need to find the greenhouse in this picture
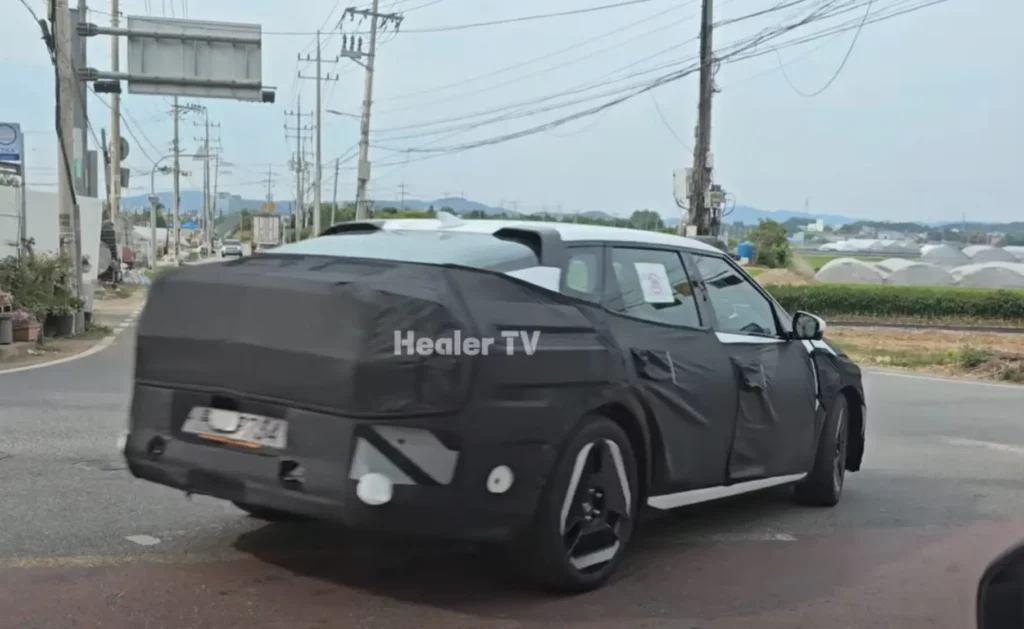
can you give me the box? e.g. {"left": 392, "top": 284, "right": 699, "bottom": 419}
{"left": 951, "top": 262, "right": 1024, "bottom": 289}
{"left": 815, "top": 257, "right": 888, "bottom": 284}
{"left": 920, "top": 244, "right": 970, "bottom": 267}
{"left": 1003, "top": 246, "right": 1024, "bottom": 261}
{"left": 961, "top": 245, "right": 1018, "bottom": 263}
{"left": 875, "top": 258, "right": 955, "bottom": 286}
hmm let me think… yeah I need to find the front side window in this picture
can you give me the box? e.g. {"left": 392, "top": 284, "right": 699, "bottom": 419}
{"left": 692, "top": 254, "right": 779, "bottom": 337}
{"left": 607, "top": 247, "right": 701, "bottom": 328}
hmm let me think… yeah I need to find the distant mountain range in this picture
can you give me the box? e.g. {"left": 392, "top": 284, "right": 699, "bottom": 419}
{"left": 117, "top": 190, "right": 1013, "bottom": 229}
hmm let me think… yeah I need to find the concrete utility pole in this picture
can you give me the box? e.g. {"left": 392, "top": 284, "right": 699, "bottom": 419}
{"left": 341, "top": 2, "right": 404, "bottom": 220}
{"left": 399, "top": 182, "right": 407, "bottom": 211}
{"left": 263, "top": 164, "right": 277, "bottom": 204}
{"left": 109, "top": 0, "right": 122, "bottom": 219}
{"left": 331, "top": 157, "right": 340, "bottom": 226}
{"left": 193, "top": 112, "right": 220, "bottom": 252}
{"left": 284, "top": 98, "right": 313, "bottom": 239}
{"left": 70, "top": 1, "right": 91, "bottom": 198}
{"left": 172, "top": 97, "right": 181, "bottom": 263}
{"left": 298, "top": 31, "right": 339, "bottom": 237}
{"left": 53, "top": 0, "right": 85, "bottom": 333}
{"left": 688, "top": 0, "right": 716, "bottom": 237}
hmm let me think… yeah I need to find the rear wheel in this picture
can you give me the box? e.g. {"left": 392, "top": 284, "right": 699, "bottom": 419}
{"left": 510, "top": 415, "right": 638, "bottom": 593}
{"left": 232, "top": 501, "right": 307, "bottom": 522}
{"left": 795, "top": 394, "right": 849, "bottom": 506}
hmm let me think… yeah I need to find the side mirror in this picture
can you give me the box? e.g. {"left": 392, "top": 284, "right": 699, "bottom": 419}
{"left": 792, "top": 311, "right": 826, "bottom": 340}
{"left": 977, "top": 542, "right": 1024, "bottom": 628}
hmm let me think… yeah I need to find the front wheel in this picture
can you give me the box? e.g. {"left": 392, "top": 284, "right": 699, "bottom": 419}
{"left": 510, "top": 414, "right": 639, "bottom": 593}
{"left": 794, "top": 394, "right": 849, "bottom": 506}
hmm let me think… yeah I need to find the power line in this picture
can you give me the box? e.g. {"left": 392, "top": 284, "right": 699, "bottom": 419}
{"left": 393, "top": 0, "right": 670, "bottom": 33}
{"left": 373, "top": 0, "right": 929, "bottom": 142}
{"left": 369, "top": 0, "right": 950, "bottom": 163}
{"left": 649, "top": 91, "right": 691, "bottom": 150}
{"left": 377, "top": 2, "right": 704, "bottom": 114}
{"left": 379, "top": 0, "right": 695, "bottom": 105}
{"left": 775, "top": 0, "right": 873, "bottom": 97}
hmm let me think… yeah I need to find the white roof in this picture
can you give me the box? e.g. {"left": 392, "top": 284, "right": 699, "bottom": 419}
{"left": 371, "top": 218, "right": 723, "bottom": 253}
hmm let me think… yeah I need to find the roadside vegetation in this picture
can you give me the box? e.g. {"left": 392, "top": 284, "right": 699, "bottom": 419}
{"left": 766, "top": 284, "right": 1024, "bottom": 328}
{"left": 827, "top": 328, "right": 1024, "bottom": 384}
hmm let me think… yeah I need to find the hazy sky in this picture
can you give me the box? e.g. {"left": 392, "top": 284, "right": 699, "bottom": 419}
{"left": 3, "top": 0, "right": 1021, "bottom": 222}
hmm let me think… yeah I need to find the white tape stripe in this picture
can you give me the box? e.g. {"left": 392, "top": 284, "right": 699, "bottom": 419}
{"left": 560, "top": 442, "right": 594, "bottom": 535}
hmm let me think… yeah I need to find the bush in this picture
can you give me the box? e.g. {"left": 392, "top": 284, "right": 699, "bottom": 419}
{"left": 0, "top": 253, "right": 71, "bottom": 321}
{"left": 766, "top": 284, "right": 1024, "bottom": 323}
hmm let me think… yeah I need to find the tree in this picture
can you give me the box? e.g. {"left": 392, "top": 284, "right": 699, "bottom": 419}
{"left": 628, "top": 209, "right": 663, "bottom": 231}
{"left": 749, "top": 219, "right": 791, "bottom": 268}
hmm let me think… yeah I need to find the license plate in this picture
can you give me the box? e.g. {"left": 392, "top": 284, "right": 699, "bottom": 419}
{"left": 181, "top": 407, "right": 288, "bottom": 450}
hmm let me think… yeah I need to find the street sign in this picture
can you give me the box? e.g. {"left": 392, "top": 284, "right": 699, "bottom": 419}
{"left": 126, "top": 16, "right": 264, "bottom": 101}
{"left": 0, "top": 122, "right": 23, "bottom": 163}
{"left": 261, "top": 202, "right": 275, "bottom": 212}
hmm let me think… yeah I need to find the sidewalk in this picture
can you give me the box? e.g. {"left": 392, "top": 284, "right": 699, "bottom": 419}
{"left": 0, "top": 287, "right": 147, "bottom": 373}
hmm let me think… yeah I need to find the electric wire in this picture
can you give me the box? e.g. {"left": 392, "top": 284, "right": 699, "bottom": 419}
{"left": 367, "top": 0, "right": 950, "bottom": 168}
{"left": 774, "top": 0, "right": 873, "bottom": 96}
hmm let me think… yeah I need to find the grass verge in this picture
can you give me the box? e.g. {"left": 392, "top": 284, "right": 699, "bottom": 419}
{"left": 827, "top": 328, "right": 1024, "bottom": 384}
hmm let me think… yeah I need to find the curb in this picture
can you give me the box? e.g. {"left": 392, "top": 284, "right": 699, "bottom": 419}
{"left": 0, "top": 304, "right": 145, "bottom": 376}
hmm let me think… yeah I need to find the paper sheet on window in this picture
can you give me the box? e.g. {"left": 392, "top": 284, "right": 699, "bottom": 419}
{"left": 633, "top": 262, "right": 675, "bottom": 303}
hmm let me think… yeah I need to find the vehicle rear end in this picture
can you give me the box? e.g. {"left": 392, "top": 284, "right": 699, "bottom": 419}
{"left": 221, "top": 240, "right": 243, "bottom": 257}
{"left": 124, "top": 225, "right": 615, "bottom": 542}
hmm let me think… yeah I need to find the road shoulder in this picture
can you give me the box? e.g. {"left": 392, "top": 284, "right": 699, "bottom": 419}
{"left": 0, "top": 289, "right": 146, "bottom": 374}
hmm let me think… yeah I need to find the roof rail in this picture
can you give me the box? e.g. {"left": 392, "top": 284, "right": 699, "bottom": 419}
{"left": 319, "top": 220, "right": 386, "bottom": 236}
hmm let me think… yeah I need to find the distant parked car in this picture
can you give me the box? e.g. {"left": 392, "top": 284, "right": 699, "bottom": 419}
{"left": 220, "top": 239, "right": 243, "bottom": 258}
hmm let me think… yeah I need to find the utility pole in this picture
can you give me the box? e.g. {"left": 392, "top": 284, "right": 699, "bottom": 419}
{"left": 298, "top": 31, "right": 339, "bottom": 237}
{"left": 263, "top": 164, "right": 278, "bottom": 204}
{"left": 284, "top": 98, "right": 313, "bottom": 239}
{"left": 53, "top": 0, "right": 85, "bottom": 333}
{"left": 172, "top": 97, "right": 182, "bottom": 263}
{"left": 194, "top": 112, "right": 220, "bottom": 252}
{"left": 341, "top": 2, "right": 404, "bottom": 220}
{"left": 398, "top": 182, "right": 407, "bottom": 211}
{"left": 688, "top": 0, "right": 716, "bottom": 237}
{"left": 331, "top": 157, "right": 340, "bottom": 225}
{"left": 108, "top": 0, "right": 122, "bottom": 219}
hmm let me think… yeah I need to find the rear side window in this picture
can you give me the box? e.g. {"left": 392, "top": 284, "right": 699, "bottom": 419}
{"left": 270, "top": 230, "right": 539, "bottom": 271}
{"left": 561, "top": 246, "right": 602, "bottom": 303}
{"left": 606, "top": 247, "right": 702, "bottom": 328}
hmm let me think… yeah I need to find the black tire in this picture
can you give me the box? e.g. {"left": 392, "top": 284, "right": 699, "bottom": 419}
{"left": 232, "top": 501, "right": 307, "bottom": 522}
{"left": 510, "top": 414, "right": 639, "bottom": 593}
{"left": 794, "top": 394, "right": 850, "bottom": 507}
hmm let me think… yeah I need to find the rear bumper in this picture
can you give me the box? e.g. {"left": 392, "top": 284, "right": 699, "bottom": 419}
{"left": 124, "top": 385, "right": 559, "bottom": 542}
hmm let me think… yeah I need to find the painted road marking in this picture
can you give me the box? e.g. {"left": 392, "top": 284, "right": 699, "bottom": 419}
{"left": 0, "top": 334, "right": 119, "bottom": 375}
{"left": 942, "top": 437, "right": 1024, "bottom": 456}
{"left": 869, "top": 370, "right": 1024, "bottom": 390}
{"left": 125, "top": 535, "right": 162, "bottom": 547}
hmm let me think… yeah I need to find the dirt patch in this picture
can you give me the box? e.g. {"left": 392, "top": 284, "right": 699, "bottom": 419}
{"left": 756, "top": 269, "right": 814, "bottom": 286}
{"left": 0, "top": 328, "right": 112, "bottom": 370}
{"left": 827, "top": 327, "right": 1024, "bottom": 384}
{"left": 92, "top": 286, "right": 147, "bottom": 316}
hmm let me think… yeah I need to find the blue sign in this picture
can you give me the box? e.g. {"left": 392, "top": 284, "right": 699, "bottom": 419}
{"left": 0, "top": 122, "right": 23, "bottom": 163}
{"left": 181, "top": 221, "right": 200, "bottom": 230}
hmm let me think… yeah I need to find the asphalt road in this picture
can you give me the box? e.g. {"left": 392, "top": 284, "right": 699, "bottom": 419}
{"left": 1, "top": 328, "right": 1023, "bottom": 629}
